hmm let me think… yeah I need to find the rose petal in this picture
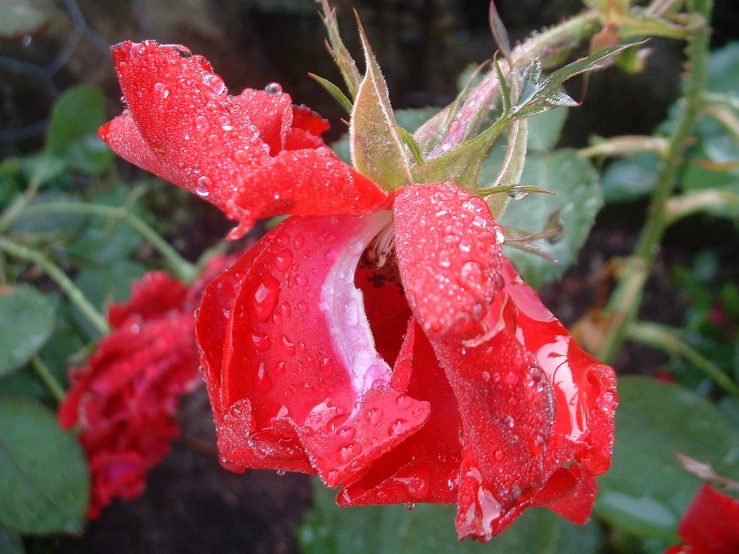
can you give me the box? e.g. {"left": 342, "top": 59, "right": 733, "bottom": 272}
{"left": 196, "top": 213, "right": 429, "bottom": 485}
{"left": 393, "top": 182, "right": 505, "bottom": 338}
{"left": 108, "top": 271, "right": 188, "bottom": 327}
{"left": 677, "top": 484, "right": 739, "bottom": 553}
{"left": 338, "top": 319, "right": 463, "bottom": 506}
{"left": 101, "top": 41, "right": 387, "bottom": 238}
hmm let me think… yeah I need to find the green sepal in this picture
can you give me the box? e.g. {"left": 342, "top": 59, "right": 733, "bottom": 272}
{"left": 350, "top": 14, "right": 413, "bottom": 190}
{"left": 318, "top": 0, "right": 361, "bottom": 98}
{"left": 308, "top": 73, "right": 353, "bottom": 114}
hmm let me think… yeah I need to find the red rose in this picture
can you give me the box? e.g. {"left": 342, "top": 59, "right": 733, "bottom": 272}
{"left": 59, "top": 257, "right": 229, "bottom": 518}
{"left": 665, "top": 484, "right": 739, "bottom": 554}
{"left": 101, "top": 41, "right": 618, "bottom": 541}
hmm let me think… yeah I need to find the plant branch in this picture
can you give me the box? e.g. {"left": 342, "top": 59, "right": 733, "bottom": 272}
{"left": 665, "top": 189, "right": 739, "bottom": 225}
{"left": 0, "top": 238, "right": 110, "bottom": 335}
{"left": 578, "top": 135, "right": 670, "bottom": 159}
{"left": 15, "top": 202, "right": 198, "bottom": 284}
{"left": 627, "top": 321, "right": 739, "bottom": 397}
{"left": 30, "top": 356, "right": 66, "bottom": 403}
{"left": 597, "top": 3, "right": 712, "bottom": 363}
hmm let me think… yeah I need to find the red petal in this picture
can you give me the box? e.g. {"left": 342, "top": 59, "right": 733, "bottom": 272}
{"left": 677, "top": 484, "right": 739, "bottom": 553}
{"left": 196, "top": 212, "right": 429, "bottom": 484}
{"left": 101, "top": 41, "right": 387, "bottom": 237}
{"left": 291, "top": 105, "right": 331, "bottom": 137}
{"left": 338, "top": 319, "right": 463, "bottom": 506}
{"left": 393, "top": 183, "right": 506, "bottom": 338}
{"left": 108, "top": 271, "right": 187, "bottom": 328}
{"left": 393, "top": 181, "right": 616, "bottom": 541}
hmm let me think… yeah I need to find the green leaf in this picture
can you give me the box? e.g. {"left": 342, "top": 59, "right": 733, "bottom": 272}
{"left": 527, "top": 107, "right": 567, "bottom": 152}
{"left": 513, "top": 43, "right": 643, "bottom": 118}
{"left": 350, "top": 18, "right": 413, "bottom": 191}
{"left": 0, "top": 397, "right": 90, "bottom": 534}
{"left": 707, "top": 41, "right": 739, "bottom": 94}
{"left": 10, "top": 192, "right": 89, "bottom": 236}
{"left": 0, "top": 286, "right": 55, "bottom": 378}
{"left": 602, "top": 153, "right": 660, "bottom": 202}
{"left": 0, "top": 523, "right": 24, "bottom": 554}
{"left": 298, "top": 480, "right": 604, "bottom": 554}
{"left": 72, "top": 260, "right": 145, "bottom": 338}
{"left": 0, "top": 0, "right": 50, "bottom": 39}
{"left": 595, "top": 377, "right": 739, "bottom": 541}
{"left": 45, "top": 85, "right": 114, "bottom": 175}
{"left": 499, "top": 149, "right": 602, "bottom": 289}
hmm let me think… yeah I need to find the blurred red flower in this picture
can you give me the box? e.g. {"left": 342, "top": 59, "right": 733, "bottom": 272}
{"left": 665, "top": 484, "right": 739, "bottom": 554}
{"left": 101, "top": 41, "right": 618, "bottom": 541}
{"left": 59, "top": 258, "right": 228, "bottom": 518}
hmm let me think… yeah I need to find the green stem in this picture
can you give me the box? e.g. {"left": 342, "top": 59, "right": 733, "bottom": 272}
{"left": 578, "top": 135, "right": 669, "bottom": 159}
{"left": 30, "top": 356, "right": 66, "bottom": 403}
{"left": 665, "top": 189, "right": 739, "bottom": 225}
{"left": 0, "top": 238, "right": 110, "bottom": 335}
{"left": 597, "top": 3, "right": 712, "bottom": 363}
{"left": 15, "top": 202, "right": 198, "bottom": 284}
{"left": 627, "top": 321, "right": 739, "bottom": 397}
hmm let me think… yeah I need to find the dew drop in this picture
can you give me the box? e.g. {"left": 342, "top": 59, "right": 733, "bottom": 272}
{"left": 405, "top": 502, "right": 415, "bottom": 511}
{"left": 367, "top": 408, "right": 383, "bottom": 426}
{"left": 389, "top": 419, "right": 407, "bottom": 436}
{"left": 234, "top": 149, "right": 250, "bottom": 163}
{"left": 494, "top": 450, "right": 503, "bottom": 461}
{"left": 293, "top": 235, "right": 305, "bottom": 249}
{"left": 195, "top": 176, "right": 212, "bottom": 197}
{"left": 265, "top": 82, "right": 283, "bottom": 94}
{"left": 396, "top": 395, "right": 412, "bottom": 409}
{"left": 294, "top": 273, "right": 308, "bottom": 287}
{"left": 274, "top": 249, "right": 293, "bottom": 272}
{"left": 276, "top": 469, "right": 286, "bottom": 477}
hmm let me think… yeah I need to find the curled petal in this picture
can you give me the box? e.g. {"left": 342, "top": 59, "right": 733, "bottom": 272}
{"left": 100, "top": 41, "right": 387, "bottom": 238}
{"left": 393, "top": 182, "right": 505, "bottom": 338}
{"left": 339, "top": 319, "right": 463, "bottom": 506}
{"left": 196, "top": 212, "right": 429, "bottom": 485}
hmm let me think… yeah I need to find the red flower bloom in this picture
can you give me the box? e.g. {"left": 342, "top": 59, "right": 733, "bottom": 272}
{"left": 99, "top": 40, "right": 387, "bottom": 240}
{"left": 665, "top": 484, "right": 739, "bottom": 554}
{"left": 59, "top": 258, "right": 228, "bottom": 518}
{"left": 102, "top": 42, "right": 618, "bottom": 541}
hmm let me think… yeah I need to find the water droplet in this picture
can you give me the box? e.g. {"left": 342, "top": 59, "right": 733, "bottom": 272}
{"left": 293, "top": 235, "right": 304, "bottom": 249}
{"left": 389, "top": 419, "right": 407, "bottom": 436}
{"left": 337, "top": 426, "right": 356, "bottom": 442}
{"left": 297, "top": 301, "right": 308, "bottom": 313}
{"left": 281, "top": 335, "right": 296, "bottom": 355}
{"left": 274, "top": 249, "right": 293, "bottom": 272}
{"left": 494, "top": 450, "right": 503, "bottom": 461}
{"left": 252, "top": 274, "right": 280, "bottom": 321}
{"left": 325, "top": 248, "right": 339, "bottom": 262}
{"left": 234, "top": 149, "right": 250, "bottom": 163}
{"left": 201, "top": 73, "right": 226, "bottom": 96}
{"left": 531, "top": 434, "right": 546, "bottom": 454}
{"left": 459, "top": 261, "right": 485, "bottom": 297}
{"left": 367, "top": 408, "right": 383, "bottom": 426}
{"left": 153, "top": 82, "right": 169, "bottom": 99}
{"left": 320, "top": 357, "right": 333, "bottom": 376}
{"left": 396, "top": 395, "right": 412, "bottom": 409}
{"left": 265, "top": 82, "right": 283, "bottom": 94}
{"left": 274, "top": 361, "right": 286, "bottom": 375}
{"left": 504, "top": 415, "right": 515, "bottom": 428}
{"left": 294, "top": 273, "right": 308, "bottom": 287}
{"left": 504, "top": 372, "right": 519, "bottom": 386}
{"left": 251, "top": 331, "right": 271, "bottom": 351}
{"left": 21, "top": 35, "right": 32, "bottom": 47}
{"left": 338, "top": 442, "right": 361, "bottom": 462}
{"left": 507, "top": 191, "right": 530, "bottom": 201}
{"left": 195, "top": 176, "right": 212, "bottom": 197}
{"left": 405, "top": 502, "right": 415, "bottom": 511}
{"left": 481, "top": 371, "right": 491, "bottom": 382}
{"left": 276, "top": 469, "right": 286, "bottom": 476}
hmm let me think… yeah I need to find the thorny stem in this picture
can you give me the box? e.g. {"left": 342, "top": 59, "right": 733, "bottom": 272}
{"left": 0, "top": 237, "right": 110, "bottom": 335}
{"left": 416, "top": 9, "right": 602, "bottom": 153}
{"left": 30, "top": 356, "right": 66, "bottom": 403}
{"left": 627, "top": 321, "right": 739, "bottom": 397}
{"left": 15, "top": 202, "right": 198, "bottom": 284}
{"left": 597, "top": 1, "right": 713, "bottom": 364}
